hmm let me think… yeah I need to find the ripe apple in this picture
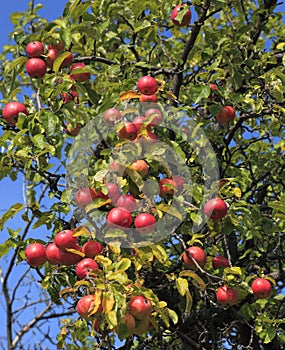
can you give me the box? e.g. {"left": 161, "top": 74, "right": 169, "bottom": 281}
{"left": 26, "top": 41, "right": 44, "bottom": 58}
{"left": 54, "top": 229, "right": 79, "bottom": 251}
{"left": 216, "top": 106, "right": 235, "bottom": 124}
{"left": 216, "top": 286, "right": 238, "bottom": 306}
{"left": 134, "top": 213, "right": 156, "bottom": 234}
{"left": 103, "top": 108, "right": 122, "bottom": 125}
{"left": 129, "top": 296, "right": 152, "bottom": 320}
{"left": 120, "top": 313, "right": 136, "bottom": 333}
{"left": 204, "top": 198, "right": 228, "bottom": 220}
{"left": 171, "top": 4, "right": 191, "bottom": 27}
{"left": 25, "top": 243, "right": 47, "bottom": 267}
{"left": 75, "top": 187, "right": 97, "bottom": 207}
{"left": 61, "top": 87, "right": 79, "bottom": 104}
{"left": 210, "top": 83, "right": 218, "bottom": 91}
{"left": 116, "top": 194, "right": 137, "bottom": 212}
{"left": 60, "top": 51, "right": 73, "bottom": 67}
{"left": 131, "top": 160, "right": 149, "bottom": 177}
{"left": 133, "top": 115, "right": 146, "bottom": 133}
{"left": 140, "top": 94, "right": 158, "bottom": 103}
{"left": 26, "top": 58, "right": 47, "bottom": 78}
{"left": 70, "top": 62, "right": 90, "bottom": 82}
{"left": 212, "top": 256, "right": 230, "bottom": 269}
{"left": 105, "top": 183, "right": 121, "bottom": 203}
{"left": 106, "top": 207, "right": 133, "bottom": 229}
{"left": 58, "top": 249, "right": 82, "bottom": 266}
{"left": 159, "top": 178, "right": 175, "bottom": 198}
{"left": 48, "top": 42, "right": 64, "bottom": 51}
{"left": 76, "top": 258, "right": 99, "bottom": 279}
{"left": 2, "top": 102, "right": 28, "bottom": 126}
{"left": 46, "top": 48, "right": 59, "bottom": 68}
{"left": 46, "top": 243, "right": 62, "bottom": 265}
{"left": 109, "top": 160, "right": 125, "bottom": 174}
{"left": 82, "top": 240, "right": 103, "bottom": 258}
{"left": 137, "top": 76, "right": 158, "bottom": 95}
{"left": 144, "top": 108, "right": 163, "bottom": 126}
{"left": 172, "top": 175, "right": 185, "bottom": 193}
{"left": 251, "top": 278, "right": 272, "bottom": 299}
{"left": 76, "top": 295, "right": 102, "bottom": 320}
{"left": 65, "top": 122, "right": 81, "bottom": 136}
{"left": 183, "top": 246, "right": 206, "bottom": 270}
{"left": 117, "top": 122, "right": 138, "bottom": 141}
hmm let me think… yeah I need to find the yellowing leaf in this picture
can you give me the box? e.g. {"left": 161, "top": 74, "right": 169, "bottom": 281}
{"left": 151, "top": 244, "right": 168, "bottom": 263}
{"left": 179, "top": 270, "right": 206, "bottom": 291}
{"left": 158, "top": 301, "right": 167, "bottom": 308}
{"left": 167, "top": 308, "right": 178, "bottom": 325}
{"left": 119, "top": 90, "right": 141, "bottom": 101}
{"left": 95, "top": 255, "right": 112, "bottom": 268}
{"left": 106, "top": 309, "right": 118, "bottom": 327}
{"left": 176, "top": 277, "right": 188, "bottom": 297}
{"left": 224, "top": 267, "right": 242, "bottom": 276}
{"left": 156, "top": 78, "right": 166, "bottom": 92}
{"left": 102, "top": 291, "right": 115, "bottom": 314}
{"left": 114, "top": 258, "right": 132, "bottom": 273}
{"left": 108, "top": 241, "right": 121, "bottom": 255}
{"left": 185, "top": 290, "right": 193, "bottom": 317}
{"left": 233, "top": 187, "right": 242, "bottom": 198}
{"left": 72, "top": 225, "right": 92, "bottom": 237}
{"left": 156, "top": 204, "right": 182, "bottom": 220}
{"left": 90, "top": 289, "right": 102, "bottom": 316}
{"left": 65, "top": 248, "right": 85, "bottom": 257}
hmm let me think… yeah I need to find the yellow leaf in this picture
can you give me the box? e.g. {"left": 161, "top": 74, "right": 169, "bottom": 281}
{"left": 108, "top": 241, "right": 121, "bottom": 255}
{"left": 233, "top": 187, "right": 242, "bottom": 198}
{"left": 179, "top": 270, "right": 206, "bottom": 291}
{"left": 95, "top": 255, "right": 112, "bottom": 268}
{"left": 65, "top": 248, "right": 85, "bottom": 257}
{"left": 72, "top": 225, "right": 92, "bottom": 237}
{"left": 119, "top": 90, "right": 141, "bottom": 101}
{"left": 185, "top": 290, "right": 193, "bottom": 317}
{"left": 224, "top": 267, "right": 242, "bottom": 276}
{"left": 156, "top": 204, "right": 182, "bottom": 220}
{"left": 176, "top": 277, "right": 188, "bottom": 297}
{"left": 155, "top": 78, "right": 166, "bottom": 92}
{"left": 90, "top": 289, "right": 102, "bottom": 316}
{"left": 106, "top": 309, "right": 118, "bottom": 327}
{"left": 102, "top": 291, "right": 115, "bottom": 314}
{"left": 158, "top": 301, "right": 167, "bottom": 308}
{"left": 167, "top": 308, "right": 178, "bottom": 325}
{"left": 151, "top": 244, "right": 168, "bottom": 263}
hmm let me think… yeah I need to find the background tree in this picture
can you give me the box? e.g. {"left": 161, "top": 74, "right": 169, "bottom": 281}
{"left": 0, "top": 0, "right": 284, "bottom": 349}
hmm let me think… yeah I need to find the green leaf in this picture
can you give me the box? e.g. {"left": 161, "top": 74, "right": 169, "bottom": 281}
{"left": 114, "top": 258, "right": 131, "bottom": 273}
{"left": 176, "top": 277, "right": 188, "bottom": 297}
{"left": 0, "top": 238, "right": 17, "bottom": 257}
{"left": 0, "top": 203, "right": 24, "bottom": 230}
{"left": 224, "top": 267, "right": 242, "bottom": 276}
{"left": 53, "top": 51, "right": 72, "bottom": 73}
{"left": 179, "top": 270, "right": 206, "bottom": 291}
{"left": 150, "top": 244, "right": 168, "bottom": 263}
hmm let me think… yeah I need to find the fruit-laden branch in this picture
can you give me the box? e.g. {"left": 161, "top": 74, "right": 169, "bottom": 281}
{"left": 172, "top": 0, "right": 212, "bottom": 100}
{"left": 74, "top": 56, "right": 116, "bottom": 66}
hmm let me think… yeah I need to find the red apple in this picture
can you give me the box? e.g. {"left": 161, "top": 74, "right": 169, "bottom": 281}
{"left": 144, "top": 108, "right": 163, "bottom": 126}
{"left": 105, "top": 183, "right": 121, "bottom": 203}
{"left": 61, "top": 88, "right": 79, "bottom": 104}
{"left": 70, "top": 62, "right": 90, "bottom": 82}
{"left": 183, "top": 246, "right": 206, "bottom": 270}
{"left": 129, "top": 296, "right": 152, "bottom": 320}
{"left": 58, "top": 249, "right": 82, "bottom": 266}
{"left": 46, "top": 243, "right": 62, "bottom": 265}
{"left": 2, "top": 102, "right": 28, "bottom": 126}
{"left": 76, "top": 295, "right": 102, "bottom": 320}
{"left": 210, "top": 83, "right": 218, "bottom": 91}
{"left": 133, "top": 115, "right": 146, "bottom": 133}
{"left": 117, "top": 122, "right": 138, "bottom": 141}
{"left": 48, "top": 42, "right": 64, "bottom": 51}
{"left": 116, "top": 194, "right": 137, "bottom": 212}
{"left": 159, "top": 178, "right": 175, "bottom": 199}
{"left": 140, "top": 94, "right": 158, "bottom": 103}
{"left": 204, "top": 198, "right": 228, "bottom": 220}
{"left": 120, "top": 313, "right": 136, "bottom": 333}
{"left": 54, "top": 229, "right": 79, "bottom": 251}
{"left": 26, "top": 41, "right": 44, "bottom": 58}
{"left": 106, "top": 207, "right": 133, "bottom": 229}
{"left": 212, "top": 256, "right": 230, "bottom": 269}
{"left": 25, "top": 243, "right": 47, "bottom": 267}
{"left": 76, "top": 258, "right": 99, "bottom": 279}
{"left": 172, "top": 175, "right": 185, "bottom": 193}
{"left": 134, "top": 213, "right": 156, "bottom": 234}
{"left": 216, "top": 106, "right": 235, "bottom": 124}
{"left": 109, "top": 160, "right": 125, "bottom": 174}
{"left": 103, "top": 108, "right": 122, "bottom": 125}
{"left": 171, "top": 4, "right": 191, "bottom": 27}
{"left": 137, "top": 76, "right": 158, "bottom": 95}
{"left": 61, "top": 51, "right": 73, "bottom": 67}
{"left": 216, "top": 286, "right": 238, "bottom": 306}
{"left": 131, "top": 160, "right": 149, "bottom": 177}
{"left": 75, "top": 187, "right": 97, "bottom": 207}
{"left": 26, "top": 58, "right": 47, "bottom": 78}
{"left": 251, "top": 278, "right": 272, "bottom": 299}
{"left": 82, "top": 240, "right": 103, "bottom": 258}
{"left": 46, "top": 48, "right": 59, "bottom": 68}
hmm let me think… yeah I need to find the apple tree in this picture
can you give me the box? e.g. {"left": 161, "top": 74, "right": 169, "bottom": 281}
{"left": 0, "top": 0, "right": 285, "bottom": 349}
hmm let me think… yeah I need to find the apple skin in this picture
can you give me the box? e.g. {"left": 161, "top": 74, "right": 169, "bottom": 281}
{"left": 105, "top": 183, "right": 121, "bottom": 203}
{"left": 26, "top": 41, "right": 44, "bottom": 58}
{"left": 116, "top": 194, "right": 137, "bottom": 212}
{"left": 70, "top": 62, "right": 90, "bottom": 82}
{"left": 216, "top": 286, "right": 238, "bottom": 306}
{"left": 58, "top": 249, "right": 82, "bottom": 266}
{"left": 171, "top": 5, "right": 191, "bottom": 27}
{"left": 131, "top": 160, "right": 149, "bottom": 177}
{"left": 106, "top": 207, "right": 133, "bottom": 229}
{"left": 82, "top": 240, "right": 103, "bottom": 258}
{"left": 251, "top": 278, "right": 272, "bottom": 299}
{"left": 129, "top": 296, "right": 152, "bottom": 320}
{"left": 26, "top": 58, "right": 47, "bottom": 78}
{"left": 183, "top": 246, "right": 207, "bottom": 270}
{"left": 75, "top": 258, "right": 99, "bottom": 279}
{"left": 140, "top": 94, "right": 158, "bottom": 103}
{"left": 46, "top": 243, "right": 62, "bottom": 265}
{"left": 159, "top": 178, "right": 175, "bottom": 199}
{"left": 46, "top": 48, "right": 59, "bottom": 68}
{"left": 133, "top": 115, "right": 146, "bottom": 133}
{"left": 61, "top": 51, "right": 74, "bottom": 67}
{"left": 172, "top": 175, "right": 185, "bottom": 193}
{"left": 2, "top": 102, "right": 28, "bottom": 126}
{"left": 204, "top": 198, "right": 228, "bottom": 220}
{"left": 212, "top": 256, "right": 230, "bottom": 269}
{"left": 134, "top": 213, "right": 156, "bottom": 234}
{"left": 61, "top": 88, "right": 79, "bottom": 104}
{"left": 25, "top": 243, "right": 47, "bottom": 267}
{"left": 75, "top": 187, "right": 97, "bottom": 207}
{"left": 216, "top": 106, "right": 235, "bottom": 124}
{"left": 137, "top": 76, "right": 158, "bottom": 95}
{"left": 210, "top": 83, "right": 218, "bottom": 91}
{"left": 103, "top": 108, "right": 122, "bottom": 125}
{"left": 76, "top": 295, "right": 103, "bottom": 320}
{"left": 120, "top": 313, "right": 136, "bottom": 333}
{"left": 144, "top": 108, "right": 163, "bottom": 126}
{"left": 54, "top": 229, "right": 79, "bottom": 251}
{"left": 117, "top": 122, "right": 138, "bottom": 141}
